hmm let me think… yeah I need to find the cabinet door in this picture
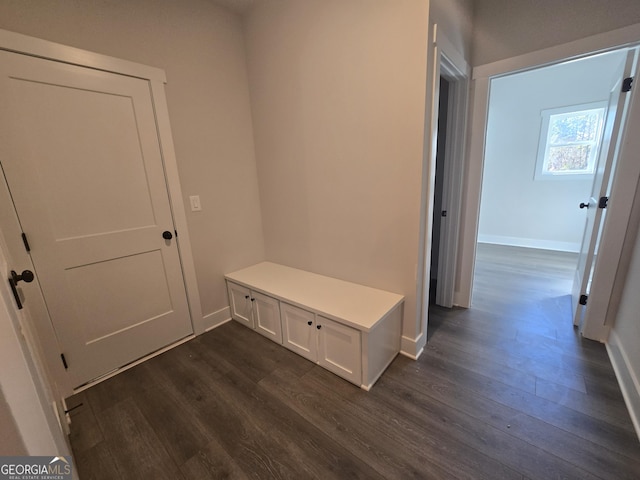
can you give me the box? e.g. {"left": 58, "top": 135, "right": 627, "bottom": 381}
{"left": 317, "top": 316, "right": 361, "bottom": 385}
{"left": 281, "top": 302, "right": 317, "bottom": 361}
{"left": 252, "top": 291, "right": 283, "bottom": 344}
{"left": 227, "top": 281, "right": 254, "bottom": 328}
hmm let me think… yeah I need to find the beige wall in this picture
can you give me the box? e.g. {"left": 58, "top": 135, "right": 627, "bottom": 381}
{"left": 430, "top": 0, "right": 473, "bottom": 63}
{"left": 473, "top": 0, "right": 640, "bottom": 66}
{"left": 243, "top": 0, "right": 430, "bottom": 341}
{"left": 0, "top": 0, "right": 265, "bottom": 319}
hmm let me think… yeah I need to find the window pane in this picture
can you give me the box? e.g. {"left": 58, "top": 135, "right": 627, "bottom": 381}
{"left": 549, "top": 109, "right": 602, "bottom": 144}
{"left": 546, "top": 145, "right": 591, "bottom": 172}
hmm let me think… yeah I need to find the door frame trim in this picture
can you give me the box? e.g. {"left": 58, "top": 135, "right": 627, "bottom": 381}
{"left": 412, "top": 25, "right": 469, "bottom": 358}
{"left": 0, "top": 28, "right": 204, "bottom": 396}
{"left": 435, "top": 37, "right": 470, "bottom": 308}
{"left": 457, "top": 22, "right": 640, "bottom": 340}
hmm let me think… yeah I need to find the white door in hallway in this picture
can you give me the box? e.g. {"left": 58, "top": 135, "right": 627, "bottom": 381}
{"left": 0, "top": 50, "right": 193, "bottom": 388}
{"left": 572, "top": 49, "right": 639, "bottom": 326}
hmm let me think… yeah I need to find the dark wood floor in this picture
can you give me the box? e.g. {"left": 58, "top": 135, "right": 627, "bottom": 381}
{"left": 67, "top": 244, "right": 640, "bottom": 479}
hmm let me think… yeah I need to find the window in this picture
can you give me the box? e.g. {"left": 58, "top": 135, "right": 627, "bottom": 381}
{"left": 535, "top": 102, "right": 606, "bottom": 179}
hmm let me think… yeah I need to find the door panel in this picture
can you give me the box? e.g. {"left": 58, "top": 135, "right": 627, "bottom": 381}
{"left": 317, "top": 316, "right": 361, "bottom": 385}
{"left": 10, "top": 79, "right": 157, "bottom": 239}
{"left": 0, "top": 50, "right": 192, "bottom": 387}
{"left": 572, "top": 50, "right": 638, "bottom": 326}
{"left": 67, "top": 251, "right": 173, "bottom": 343}
{"left": 252, "top": 291, "right": 282, "bottom": 344}
{"left": 228, "top": 282, "right": 253, "bottom": 328}
{"left": 281, "top": 302, "right": 317, "bottom": 361}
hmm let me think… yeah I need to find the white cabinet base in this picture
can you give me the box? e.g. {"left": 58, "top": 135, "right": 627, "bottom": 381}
{"left": 225, "top": 262, "right": 404, "bottom": 390}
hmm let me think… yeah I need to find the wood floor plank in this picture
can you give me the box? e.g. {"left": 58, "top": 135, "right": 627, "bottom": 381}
{"left": 71, "top": 442, "right": 123, "bottom": 480}
{"left": 186, "top": 335, "right": 386, "bottom": 480}
{"left": 424, "top": 336, "right": 539, "bottom": 394}
{"left": 534, "top": 377, "right": 635, "bottom": 432}
{"left": 262, "top": 365, "right": 525, "bottom": 480}
{"left": 375, "top": 374, "right": 601, "bottom": 480}
{"left": 432, "top": 319, "right": 589, "bottom": 391}
{"left": 381, "top": 355, "right": 640, "bottom": 480}
{"left": 141, "top": 347, "right": 293, "bottom": 480}
{"left": 152, "top": 339, "right": 356, "bottom": 480}
{"left": 127, "top": 361, "right": 217, "bottom": 466}
{"left": 180, "top": 437, "right": 249, "bottom": 480}
{"left": 95, "top": 397, "right": 185, "bottom": 480}
{"left": 411, "top": 345, "right": 640, "bottom": 461}
{"left": 258, "top": 367, "right": 466, "bottom": 480}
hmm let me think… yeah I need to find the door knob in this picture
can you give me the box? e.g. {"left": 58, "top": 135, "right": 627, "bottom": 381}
{"left": 579, "top": 202, "right": 589, "bottom": 209}
{"left": 11, "top": 269, "right": 34, "bottom": 284}
{"left": 8, "top": 270, "right": 34, "bottom": 310}
{"left": 162, "top": 230, "right": 173, "bottom": 240}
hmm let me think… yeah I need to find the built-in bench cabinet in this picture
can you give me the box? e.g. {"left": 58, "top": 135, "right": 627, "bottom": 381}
{"left": 225, "top": 262, "right": 404, "bottom": 390}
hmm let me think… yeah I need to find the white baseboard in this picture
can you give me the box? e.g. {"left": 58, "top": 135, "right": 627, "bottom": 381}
{"left": 477, "top": 234, "right": 580, "bottom": 253}
{"left": 202, "top": 306, "right": 231, "bottom": 332}
{"left": 400, "top": 332, "right": 425, "bottom": 360}
{"left": 607, "top": 330, "right": 640, "bottom": 441}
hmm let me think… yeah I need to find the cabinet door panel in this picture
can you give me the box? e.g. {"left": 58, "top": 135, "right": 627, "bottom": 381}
{"left": 228, "top": 282, "right": 253, "bottom": 328}
{"left": 281, "top": 302, "right": 317, "bottom": 361}
{"left": 317, "top": 316, "right": 361, "bottom": 385}
{"left": 253, "top": 291, "right": 283, "bottom": 344}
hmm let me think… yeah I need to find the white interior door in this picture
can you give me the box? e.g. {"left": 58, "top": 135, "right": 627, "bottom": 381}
{"left": 572, "top": 50, "right": 638, "bottom": 326}
{"left": 0, "top": 50, "right": 193, "bottom": 388}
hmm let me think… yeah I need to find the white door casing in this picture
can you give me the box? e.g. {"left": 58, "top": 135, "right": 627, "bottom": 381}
{"left": 572, "top": 50, "right": 638, "bottom": 327}
{"left": 457, "top": 24, "right": 640, "bottom": 318}
{"left": 434, "top": 32, "right": 470, "bottom": 309}
{"left": 0, "top": 50, "right": 193, "bottom": 388}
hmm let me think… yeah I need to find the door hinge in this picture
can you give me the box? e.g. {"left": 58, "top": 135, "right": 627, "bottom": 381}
{"left": 21, "top": 233, "right": 31, "bottom": 252}
{"left": 598, "top": 196, "right": 609, "bottom": 209}
{"left": 622, "top": 77, "right": 633, "bottom": 93}
{"left": 579, "top": 294, "right": 588, "bottom": 306}
{"left": 61, "top": 353, "right": 68, "bottom": 370}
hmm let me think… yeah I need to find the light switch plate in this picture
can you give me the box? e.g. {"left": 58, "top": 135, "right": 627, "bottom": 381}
{"left": 189, "top": 195, "right": 202, "bottom": 212}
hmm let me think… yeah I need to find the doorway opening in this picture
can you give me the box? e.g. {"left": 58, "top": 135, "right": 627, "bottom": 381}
{"left": 430, "top": 76, "right": 450, "bottom": 305}
{"left": 473, "top": 47, "right": 634, "bottom": 329}
{"left": 426, "top": 43, "right": 469, "bottom": 314}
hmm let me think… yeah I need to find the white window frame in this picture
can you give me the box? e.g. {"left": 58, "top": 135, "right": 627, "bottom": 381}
{"left": 534, "top": 101, "right": 607, "bottom": 180}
